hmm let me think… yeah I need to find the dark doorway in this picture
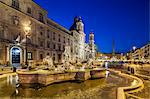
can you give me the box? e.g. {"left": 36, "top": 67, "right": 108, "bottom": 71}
{"left": 12, "top": 48, "right": 20, "bottom": 64}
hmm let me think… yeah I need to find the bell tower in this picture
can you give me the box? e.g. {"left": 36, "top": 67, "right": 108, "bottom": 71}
{"left": 76, "top": 17, "right": 84, "bottom": 32}
{"left": 89, "top": 32, "right": 95, "bottom": 59}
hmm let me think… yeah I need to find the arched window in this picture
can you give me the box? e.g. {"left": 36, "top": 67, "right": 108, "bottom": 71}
{"left": 12, "top": 0, "right": 19, "bottom": 9}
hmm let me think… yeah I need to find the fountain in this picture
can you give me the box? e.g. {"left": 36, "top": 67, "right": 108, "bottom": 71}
{"left": 17, "top": 45, "right": 106, "bottom": 86}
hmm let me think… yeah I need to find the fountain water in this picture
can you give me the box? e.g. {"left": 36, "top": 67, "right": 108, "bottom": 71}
{"left": 105, "top": 61, "right": 108, "bottom": 70}
{"left": 105, "top": 61, "right": 110, "bottom": 78}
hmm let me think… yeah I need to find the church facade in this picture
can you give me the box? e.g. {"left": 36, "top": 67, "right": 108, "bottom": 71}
{"left": 0, "top": 0, "right": 96, "bottom": 66}
{"left": 70, "top": 17, "right": 96, "bottom": 62}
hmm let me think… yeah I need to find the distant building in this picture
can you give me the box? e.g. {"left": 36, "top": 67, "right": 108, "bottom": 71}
{"left": 102, "top": 53, "right": 122, "bottom": 60}
{"left": 141, "top": 43, "right": 150, "bottom": 59}
{"left": 125, "top": 43, "right": 150, "bottom": 60}
{"left": 0, "top": 0, "right": 97, "bottom": 66}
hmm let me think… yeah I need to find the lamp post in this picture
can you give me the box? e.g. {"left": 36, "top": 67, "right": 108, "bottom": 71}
{"left": 24, "top": 26, "right": 31, "bottom": 67}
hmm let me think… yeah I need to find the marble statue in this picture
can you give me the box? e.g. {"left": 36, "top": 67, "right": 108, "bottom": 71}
{"left": 87, "top": 58, "right": 93, "bottom": 67}
{"left": 80, "top": 65, "right": 85, "bottom": 71}
{"left": 62, "top": 44, "right": 75, "bottom": 71}
{"left": 15, "top": 35, "right": 21, "bottom": 44}
{"left": 43, "top": 55, "right": 53, "bottom": 69}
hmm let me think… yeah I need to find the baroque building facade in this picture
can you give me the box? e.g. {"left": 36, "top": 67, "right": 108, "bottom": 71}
{"left": 0, "top": 0, "right": 96, "bottom": 66}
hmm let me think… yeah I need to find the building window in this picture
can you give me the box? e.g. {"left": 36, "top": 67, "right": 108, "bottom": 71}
{"left": 40, "top": 54, "right": 43, "bottom": 60}
{"left": 53, "top": 44, "right": 56, "bottom": 49}
{"left": 12, "top": 0, "right": 19, "bottom": 10}
{"left": 71, "top": 47, "right": 73, "bottom": 53}
{"left": 47, "top": 30, "right": 50, "bottom": 38}
{"left": 58, "top": 34, "right": 61, "bottom": 42}
{"left": 47, "top": 41, "right": 50, "bottom": 48}
{"left": 40, "top": 26, "right": 43, "bottom": 29}
{"left": 40, "top": 32, "right": 43, "bottom": 35}
{"left": 53, "top": 32, "right": 55, "bottom": 40}
{"left": 27, "top": 7, "right": 32, "bottom": 14}
{"left": 39, "top": 13, "right": 44, "bottom": 23}
{"left": 0, "top": 25, "right": 4, "bottom": 39}
{"left": 53, "top": 53, "right": 55, "bottom": 61}
{"left": 68, "top": 38, "right": 70, "bottom": 44}
{"left": 58, "top": 44, "right": 61, "bottom": 51}
{"left": 27, "top": 52, "right": 32, "bottom": 60}
{"left": 64, "top": 37, "right": 65, "bottom": 43}
{"left": 63, "top": 45, "right": 65, "bottom": 51}
{"left": 58, "top": 54, "right": 61, "bottom": 61}
{"left": 40, "top": 41, "right": 43, "bottom": 47}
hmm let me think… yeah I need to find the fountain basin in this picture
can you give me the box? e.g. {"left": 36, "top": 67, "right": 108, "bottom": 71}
{"left": 18, "top": 69, "right": 106, "bottom": 86}
{"left": 90, "top": 69, "right": 106, "bottom": 79}
{"left": 75, "top": 71, "right": 91, "bottom": 81}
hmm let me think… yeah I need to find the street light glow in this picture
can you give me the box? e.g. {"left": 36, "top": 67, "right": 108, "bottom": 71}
{"left": 24, "top": 26, "right": 31, "bottom": 35}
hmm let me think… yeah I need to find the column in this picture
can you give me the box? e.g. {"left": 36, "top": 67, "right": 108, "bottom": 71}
{"left": 6, "top": 46, "right": 9, "bottom": 62}
{"left": 24, "top": 48, "right": 26, "bottom": 63}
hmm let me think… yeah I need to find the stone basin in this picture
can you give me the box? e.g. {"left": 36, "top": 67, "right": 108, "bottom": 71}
{"left": 90, "top": 69, "right": 106, "bottom": 79}
{"left": 18, "top": 69, "right": 106, "bottom": 87}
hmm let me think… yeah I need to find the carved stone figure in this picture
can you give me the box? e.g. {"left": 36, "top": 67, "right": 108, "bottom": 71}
{"left": 13, "top": 16, "right": 19, "bottom": 25}
{"left": 43, "top": 55, "right": 53, "bottom": 69}
{"left": 63, "top": 44, "right": 71, "bottom": 62}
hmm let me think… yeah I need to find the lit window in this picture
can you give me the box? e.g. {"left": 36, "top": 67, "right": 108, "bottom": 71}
{"left": 27, "top": 52, "right": 32, "bottom": 60}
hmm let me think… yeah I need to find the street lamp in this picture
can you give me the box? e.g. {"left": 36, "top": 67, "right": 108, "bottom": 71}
{"left": 24, "top": 26, "right": 31, "bottom": 67}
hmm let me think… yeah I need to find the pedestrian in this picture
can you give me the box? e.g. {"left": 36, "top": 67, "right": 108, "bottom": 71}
{"left": 13, "top": 67, "right": 16, "bottom": 72}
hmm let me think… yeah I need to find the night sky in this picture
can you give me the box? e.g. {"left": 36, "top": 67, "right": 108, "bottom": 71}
{"left": 34, "top": 0, "right": 149, "bottom": 53}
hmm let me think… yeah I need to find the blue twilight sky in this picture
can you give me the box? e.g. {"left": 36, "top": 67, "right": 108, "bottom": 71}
{"left": 34, "top": 0, "right": 149, "bottom": 53}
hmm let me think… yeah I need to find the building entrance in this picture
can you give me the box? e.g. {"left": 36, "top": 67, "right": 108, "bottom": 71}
{"left": 11, "top": 47, "right": 21, "bottom": 67}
